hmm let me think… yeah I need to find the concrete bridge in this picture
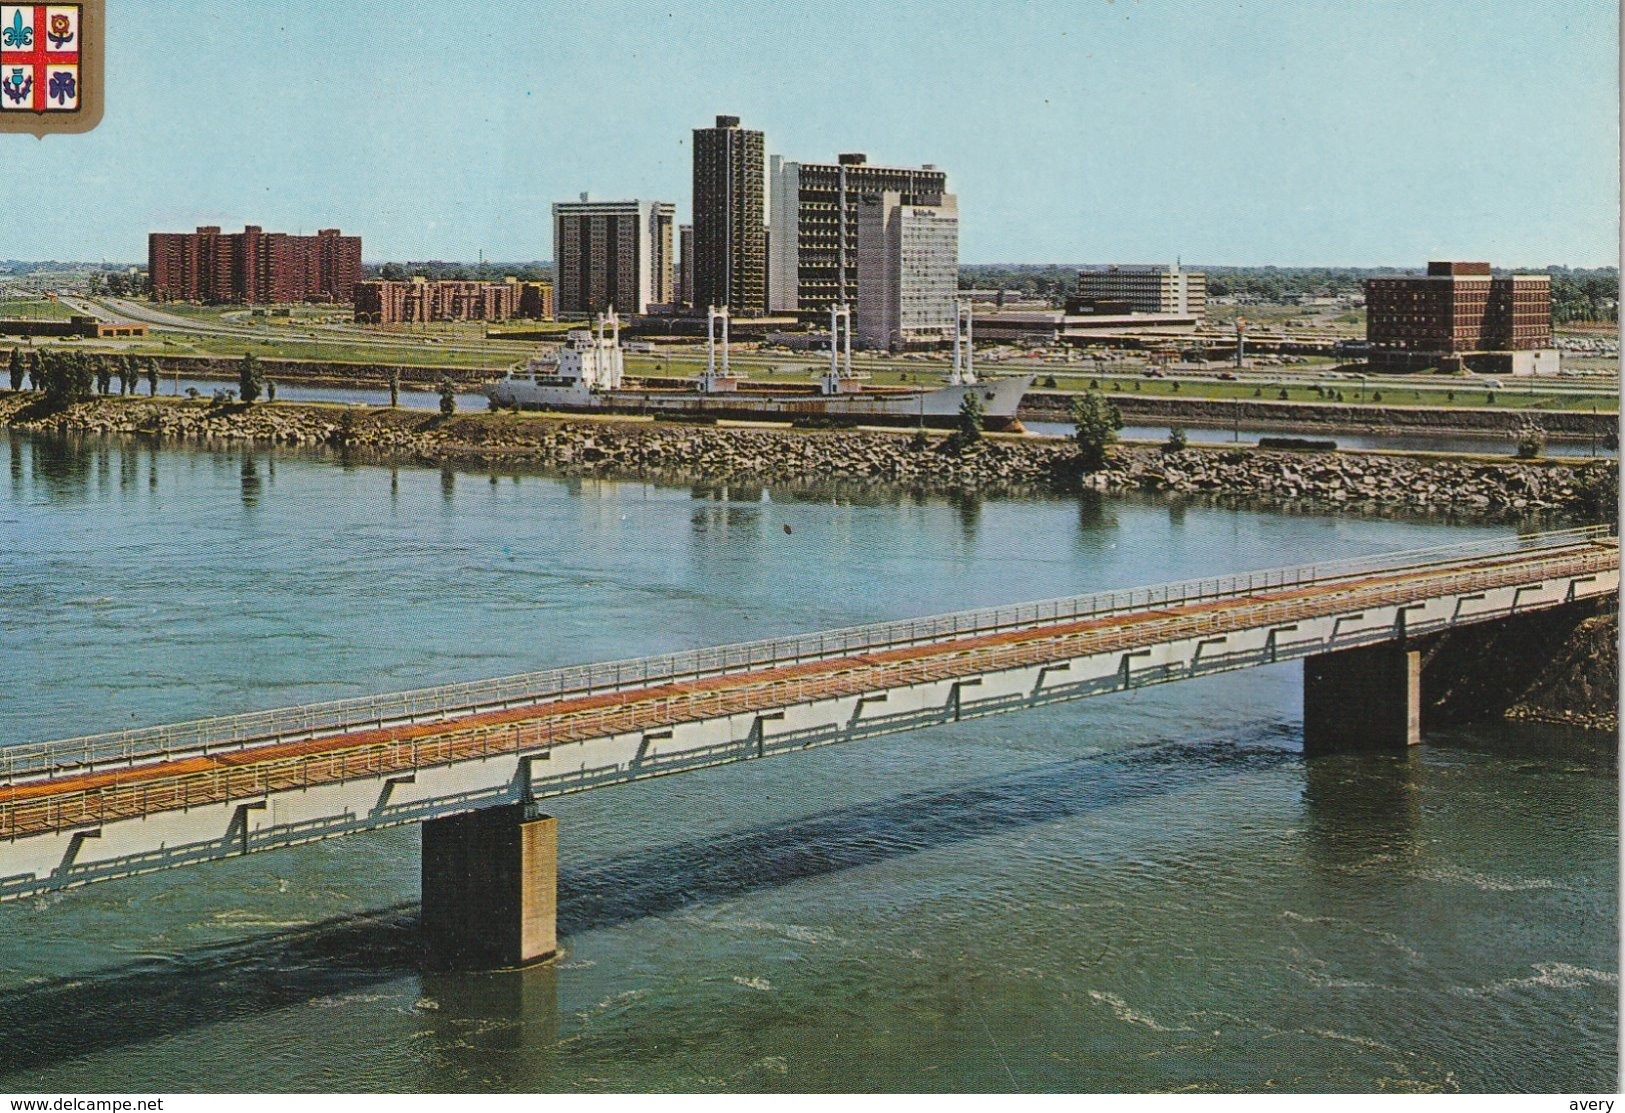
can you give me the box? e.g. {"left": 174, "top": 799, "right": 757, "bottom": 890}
{"left": 1, "top": 526, "right": 1615, "bottom": 968}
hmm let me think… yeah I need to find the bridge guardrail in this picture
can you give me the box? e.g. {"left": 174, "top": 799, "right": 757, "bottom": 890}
{"left": 1, "top": 524, "right": 1613, "bottom": 782}
{"left": 1, "top": 541, "right": 1617, "bottom": 844}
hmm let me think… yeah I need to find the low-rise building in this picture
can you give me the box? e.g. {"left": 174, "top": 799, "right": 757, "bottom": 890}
{"left": 0, "top": 314, "right": 148, "bottom": 339}
{"left": 353, "top": 277, "right": 554, "bottom": 325}
{"left": 1071, "top": 264, "right": 1206, "bottom": 319}
{"left": 1365, "top": 261, "right": 1555, "bottom": 374}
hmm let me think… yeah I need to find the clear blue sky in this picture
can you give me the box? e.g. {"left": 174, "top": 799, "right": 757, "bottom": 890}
{"left": 3, "top": 0, "right": 1618, "bottom": 266}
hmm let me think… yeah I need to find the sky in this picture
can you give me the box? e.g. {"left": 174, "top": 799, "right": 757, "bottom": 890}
{"left": 1, "top": 0, "right": 1618, "bottom": 266}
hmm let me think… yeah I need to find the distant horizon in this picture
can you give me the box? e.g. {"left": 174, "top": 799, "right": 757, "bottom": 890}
{"left": 1, "top": 1, "right": 1616, "bottom": 267}
{"left": 4, "top": 257, "right": 1619, "bottom": 275}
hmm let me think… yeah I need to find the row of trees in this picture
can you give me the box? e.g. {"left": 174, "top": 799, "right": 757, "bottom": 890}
{"left": 370, "top": 261, "right": 553, "bottom": 283}
{"left": 85, "top": 270, "right": 149, "bottom": 297}
{"left": 7, "top": 348, "right": 161, "bottom": 403}
{"left": 1548, "top": 269, "right": 1620, "bottom": 324}
{"left": 957, "top": 264, "right": 1620, "bottom": 318}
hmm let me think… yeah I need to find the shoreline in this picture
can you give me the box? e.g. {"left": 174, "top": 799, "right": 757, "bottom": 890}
{"left": 2, "top": 392, "right": 1615, "bottom": 522}
{"left": 1021, "top": 390, "right": 1620, "bottom": 441}
{"left": 9, "top": 351, "right": 1615, "bottom": 439}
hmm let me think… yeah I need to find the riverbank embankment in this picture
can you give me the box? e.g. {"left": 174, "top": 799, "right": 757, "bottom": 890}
{"left": 2, "top": 393, "right": 1616, "bottom": 520}
{"left": 16, "top": 353, "right": 1618, "bottom": 440}
{"left": 1021, "top": 390, "right": 1620, "bottom": 441}
{"left": 1422, "top": 598, "right": 1619, "bottom": 733}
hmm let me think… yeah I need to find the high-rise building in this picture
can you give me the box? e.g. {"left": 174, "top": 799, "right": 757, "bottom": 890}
{"left": 677, "top": 224, "right": 694, "bottom": 308}
{"left": 692, "top": 115, "right": 765, "bottom": 315}
{"left": 1365, "top": 261, "right": 1552, "bottom": 370}
{"left": 148, "top": 225, "right": 361, "bottom": 304}
{"left": 1071, "top": 264, "right": 1206, "bottom": 318}
{"left": 770, "top": 153, "right": 947, "bottom": 315}
{"left": 551, "top": 197, "right": 674, "bottom": 317}
{"left": 854, "top": 191, "right": 959, "bottom": 350}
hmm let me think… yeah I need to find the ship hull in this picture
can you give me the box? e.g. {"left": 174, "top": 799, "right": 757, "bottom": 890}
{"left": 484, "top": 375, "right": 1034, "bottom": 431}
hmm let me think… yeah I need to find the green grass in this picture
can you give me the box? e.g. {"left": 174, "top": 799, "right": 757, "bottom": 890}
{"left": 1048, "top": 378, "right": 1617, "bottom": 412}
{"left": 142, "top": 301, "right": 243, "bottom": 321}
{"left": 122, "top": 332, "right": 533, "bottom": 370}
{"left": 0, "top": 298, "right": 78, "bottom": 322}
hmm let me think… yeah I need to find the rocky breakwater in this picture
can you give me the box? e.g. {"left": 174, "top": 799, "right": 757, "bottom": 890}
{"left": 1, "top": 395, "right": 1616, "bottom": 520}
{"left": 0, "top": 395, "right": 347, "bottom": 447}
{"left": 372, "top": 414, "right": 1071, "bottom": 491}
{"left": 1087, "top": 446, "right": 1615, "bottom": 515}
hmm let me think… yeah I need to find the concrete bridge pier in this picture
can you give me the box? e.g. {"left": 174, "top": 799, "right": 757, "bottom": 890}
{"left": 1302, "top": 643, "right": 1421, "bottom": 754}
{"left": 421, "top": 805, "right": 558, "bottom": 972}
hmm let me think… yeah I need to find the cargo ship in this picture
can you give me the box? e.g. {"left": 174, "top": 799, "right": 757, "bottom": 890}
{"left": 484, "top": 305, "right": 1032, "bottom": 431}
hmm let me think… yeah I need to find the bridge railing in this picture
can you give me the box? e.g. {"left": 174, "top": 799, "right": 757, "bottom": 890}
{"left": 2, "top": 525, "right": 1612, "bottom": 782}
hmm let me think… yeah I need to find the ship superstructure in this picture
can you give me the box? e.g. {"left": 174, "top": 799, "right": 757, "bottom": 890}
{"left": 485, "top": 302, "right": 1030, "bottom": 430}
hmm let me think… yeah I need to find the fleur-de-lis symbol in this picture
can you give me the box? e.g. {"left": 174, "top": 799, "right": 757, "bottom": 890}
{"left": 2, "top": 9, "right": 33, "bottom": 48}
{"left": 48, "top": 13, "right": 72, "bottom": 48}
{"left": 47, "top": 69, "right": 74, "bottom": 105}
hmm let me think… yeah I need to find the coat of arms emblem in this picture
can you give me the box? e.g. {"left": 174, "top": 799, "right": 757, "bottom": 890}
{"left": 0, "top": 1, "right": 101, "bottom": 135}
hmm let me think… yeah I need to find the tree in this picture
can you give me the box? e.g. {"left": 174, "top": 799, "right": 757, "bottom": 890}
{"left": 389, "top": 367, "right": 400, "bottom": 408}
{"left": 1164, "top": 426, "right": 1188, "bottom": 454}
{"left": 266, "top": 379, "right": 277, "bottom": 402}
{"left": 379, "top": 262, "right": 407, "bottom": 281}
{"left": 7, "top": 348, "right": 21, "bottom": 392}
{"left": 26, "top": 351, "right": 41, "bottom": 391}
{"left": 1070, "top": 389, "right": 1123, "bottom": 472}
{"left": 112, "top": 358, "right": 126, "bottom": 396}
{"left": 1515, "top": 422, "right": 1547, "bottom": 460}
{"left": 95, "top": 360, "right": 112, "bottom": 396}
{"left": 953, "top": 390, "right": 983, "bottom": 447}
{"left": 42, "top": 350, "right": 93, "bottom": 406}
{"left": 121, "top": 355, "right": 138, "bottom": 395}
{"left": 238, "top": 352, "right": 263, "bottom": 403}
{"left": 144, "top": 358, "right": 159, "bottom": 396}
{"left": 438, "top": 377, "right": 457, "bottom": 416}
{"left": 70, "top": 353, "right": 94, "bottom": 401}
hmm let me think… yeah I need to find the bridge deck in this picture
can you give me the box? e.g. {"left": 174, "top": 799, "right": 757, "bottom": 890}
{"left": 3, "top": 537, "right": 1614, "bottom": 843}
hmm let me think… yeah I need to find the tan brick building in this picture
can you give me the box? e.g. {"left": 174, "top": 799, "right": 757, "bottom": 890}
{"left": 353, "top": 278, "right": 554, "bottom": 325}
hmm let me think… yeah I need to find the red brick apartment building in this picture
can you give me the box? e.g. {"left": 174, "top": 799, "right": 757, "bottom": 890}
{"left": 148, "top": 226, "right": 362, "bottom": 304}
{"left": 352, "top": 278, "right": 554, "bottom": 325}
{"left": 1365, "top": 261, "right": 1551, "bottom": 370}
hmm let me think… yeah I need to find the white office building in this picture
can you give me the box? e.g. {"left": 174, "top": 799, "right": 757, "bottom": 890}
{"left": 854, "top": 191, "right": 959, "bottom": 349}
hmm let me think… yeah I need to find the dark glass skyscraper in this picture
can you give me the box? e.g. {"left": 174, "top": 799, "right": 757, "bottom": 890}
{"left": 692, "top": 115, "right": 765, "bottom": 316}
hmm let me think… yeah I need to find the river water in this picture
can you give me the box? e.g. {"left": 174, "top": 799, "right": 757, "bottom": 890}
{"left": 0, "top": 430, "right": 1615, "bottom": 1093}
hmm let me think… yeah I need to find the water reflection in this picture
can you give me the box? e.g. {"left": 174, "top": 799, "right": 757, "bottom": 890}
{"left": 418, "top": 965, "right": 560, "bottom": 1065}
{"left": 948, "top": 489, "right": 981, "bottom": 541}
{"left": 1300, "top": 752, "right": 1422, "bottom": 875}
{"left": 240, "top": 454, "right": 261, "bottom": 508}
{"left": 1076, "top": 490, "right": 1120, "bottom": 538}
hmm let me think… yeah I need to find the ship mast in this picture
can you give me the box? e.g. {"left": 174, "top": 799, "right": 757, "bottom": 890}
{"left": 704, "top": 305, "right": 731, "bottom": 393}
{"left": 823, "top": 303, "right": 854, "bottom": 395}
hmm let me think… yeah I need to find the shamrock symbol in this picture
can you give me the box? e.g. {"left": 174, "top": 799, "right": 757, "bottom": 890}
{"left": 48, "top": 69, "right": 74, "bottom": 105}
